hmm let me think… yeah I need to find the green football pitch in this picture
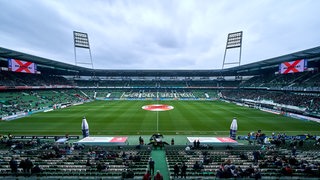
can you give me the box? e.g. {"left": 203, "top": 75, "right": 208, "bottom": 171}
{"left": 0, "top": 100, "right": 319, "bottom": 136}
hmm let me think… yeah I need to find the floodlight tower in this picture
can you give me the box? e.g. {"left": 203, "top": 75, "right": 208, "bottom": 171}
{"left": 222, "top": 31, "right": 243, "bottom": 69}
{"left": 73, "top": 31, "right": 94, "bottom": 71}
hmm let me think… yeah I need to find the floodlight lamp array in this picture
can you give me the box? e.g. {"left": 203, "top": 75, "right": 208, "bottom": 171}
{"left": 226, "top": 31, "right": 242, "bottom": 49}
{"left": 73, "top": 31, "right": 90, "bottom": 49}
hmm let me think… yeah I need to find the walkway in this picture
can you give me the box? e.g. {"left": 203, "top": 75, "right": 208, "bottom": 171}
{"left": 150, "top": 148, "right": 170, "bottom": 179}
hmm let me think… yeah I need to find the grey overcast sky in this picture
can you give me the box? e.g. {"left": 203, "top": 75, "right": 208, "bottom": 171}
{"left": 0, "top": 0, "right": 319, "bottom": 70}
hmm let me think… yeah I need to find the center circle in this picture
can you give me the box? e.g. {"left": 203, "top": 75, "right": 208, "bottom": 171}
{"left": 142, "top": 104, "right": 174, "bottom": 111}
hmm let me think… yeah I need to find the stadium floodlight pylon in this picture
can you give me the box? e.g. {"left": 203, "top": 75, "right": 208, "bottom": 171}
{"left": 73, "top": 31, "right": 95, "bottom": 76}
{"left": 222, "top": 31, "right": 243, "bottom": 69}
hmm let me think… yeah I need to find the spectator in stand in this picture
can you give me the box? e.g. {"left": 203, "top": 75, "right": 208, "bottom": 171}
{"left": 180, "top": 162, "right": 187, "bottom": 178}
{"left": 316, "top": 137, "right": 320, "bottom": 146}
{"left": 236, "top": 166, "right": 244, "bottom": 178}
{"left": 203, "top": 155, "right": 212, "bottom": 165}
{"left": 122, "top": 168, "right": 134, "bottom": 179}
{"left": 253, "top": 150, "right": 261, "bottom": 165}
{"left": 0, "top": 134, "right": 3, "bottom": 142}
{"left": 244, "top": 164, "right": 255, "bottom": 177}
{"left": 31, "top": 164, "right": 43, "bottom": 174}
{"left": 282, "top": 165, "right": 293, "bottom": 176}
{"left": 154, "top": 170, "right": 163, "bottom": 180}
{"left": 230, "top": 165, "right": 239, "bottom": 178}
{"left": 274, "top": 158, "right": 283, "bottom": 167}
{"left": 256, "top": 130, "right": 265, "bottom": 144}
{"left": 196, "top": 139, "right": 200, "bottom": 149}
{"left": 256, "top": 130, "right": 261, "bottom": 140}
{"left": 216, "top": 167, "right": 223, "bottom": 178}
{"left": 25, "top": 158, "right": 33, "bottom": 176}
{"left": 143, "top": 170, "right": 151, "bottom": 180}
{"left": 96, "top": 161, "right": 103, "bottom": 172}
{"left": 288, "top": 156, "right": 298, "bottom": 166}
{"left": 298, "top": 139, "right": 304, "bottom": 147}
{"left": 8, "top": 133, "right": 13, "bottom": 140}
{"left": 292, "top": 146, "right": 297, "bottom": 156}
{"left": 9, "top": 157, "right": 18, "bottom": 176}
{"left": 193, "top": 161, "right": 201, "bottom": 172}
{"left": 247, "top": 132, "right": 253, "bottom": 145}
{"left": 127, "top": 169, "right": 134, "bottom": 178}
{"left": 253, "top": 168, "right": 262, "bottom": 179}
{"left": 19, "top": 158, "right": 27, "bottom": 175}
{"left": 86, "top": 158, "right": 91, "bottom": 168}
{"left": 121, "top": 151, "right": 127, "bottom": 160}
{"left": 173, "top": 163, "right": 180, "bottom": 178}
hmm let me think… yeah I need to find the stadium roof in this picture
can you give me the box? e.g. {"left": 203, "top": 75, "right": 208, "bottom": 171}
{"left": 1, "top": 46, "right": 320, "bottom": 77}
{"left": 228, "top": 46, "right": 320, "bottom": 74}
{"left": 0, "top": 47, "right": 89, "bottom": 72}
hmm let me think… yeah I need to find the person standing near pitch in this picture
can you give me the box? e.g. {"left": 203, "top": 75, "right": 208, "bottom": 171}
{"left": 148, "top": 157, "right": 155, "bottom": 175}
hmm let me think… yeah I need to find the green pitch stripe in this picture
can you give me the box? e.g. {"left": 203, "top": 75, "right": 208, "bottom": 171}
{"left": 0, "top": 100, "right": 319, "bottom": 136}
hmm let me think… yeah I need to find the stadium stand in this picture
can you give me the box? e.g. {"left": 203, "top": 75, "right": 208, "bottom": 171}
{"left": 166, "top": 142, "right": 320, "bottom": 179}
{"left": 0, "top": 89, "right": 88, "bottom": 118}
{"left": 0, "top": 136, "right": 319, "bottom": 179}
{"left": 0, "top": 71, "right": 71, "bottom": 86}
{"left": 220, "top": 89, "right": 320, "bottom": 116}
{"left": 159, "top": 81, "right": 187, "bottom": 87}
{"left": 0, "top": 138, "right": 152, "bottom": 179}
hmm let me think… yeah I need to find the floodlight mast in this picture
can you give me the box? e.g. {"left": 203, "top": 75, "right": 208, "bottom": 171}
{"left": 222, "top": 31, "right": 243, "bottom": 69}
{"left": 73, "top": 31, "right": 95, "bottom": 77}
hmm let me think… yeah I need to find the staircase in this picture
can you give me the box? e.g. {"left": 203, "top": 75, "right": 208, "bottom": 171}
{"left": 150, "top": 149, "right": 170, "bottom": 179}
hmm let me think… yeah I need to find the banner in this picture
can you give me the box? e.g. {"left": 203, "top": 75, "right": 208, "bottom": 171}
{"left": 279, "top": 59, "right": 307, "bottom": 74}
{"left": 8, "top": 58, "right": 37, "bottom": 74}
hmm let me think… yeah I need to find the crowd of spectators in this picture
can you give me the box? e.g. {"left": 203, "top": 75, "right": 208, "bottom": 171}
{"left": 0, "top": 134, "right": 151, "bottom": 179}
{"left": 240, "top": 70, "right": 320, "bottom": 88}
{"left": 1, "top": 132, "right": 320, "bottom": 179}
{"left": 167, "top": 139, "right": 319, "bottom": 179}
{"left": 212, "top": 140, "right": 319, "bottom": 179}
{"left": 215, "top": 163, "right": 262, "bottom": 179}
{"left": 221, "top": 90, "right": 320, "bottom": 115}
{"left": 0, "top": 90, "right": 87, "bottom": 118}
{"left": 0, "top": 71, "right": 71, "bottom": 87}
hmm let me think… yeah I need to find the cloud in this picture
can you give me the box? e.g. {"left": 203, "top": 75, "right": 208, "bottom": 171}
{"left": 0, "top": 0, "right": 319, "bottom": 69}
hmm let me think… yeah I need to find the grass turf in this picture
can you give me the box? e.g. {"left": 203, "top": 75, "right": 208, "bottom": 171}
{"left": 0, "top": 100, "right": 319, "bottom": 136}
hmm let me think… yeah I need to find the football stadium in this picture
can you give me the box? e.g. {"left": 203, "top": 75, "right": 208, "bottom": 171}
{"left": 0, "top": 44, "right": 320, "bottom": 179}
{"left": 1, "top": 1, "right": 320, "bottom": 179}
